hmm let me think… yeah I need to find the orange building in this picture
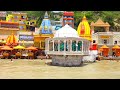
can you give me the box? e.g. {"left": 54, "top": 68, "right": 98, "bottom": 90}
{"left": 0, "top": 21, "right": 19, "bottom": 35}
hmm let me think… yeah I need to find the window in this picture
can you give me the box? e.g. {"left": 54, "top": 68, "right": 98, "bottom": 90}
{"left": 55, "top": 26, "right": 62, "bottom": 30}
{"left": 41, "top": 41, "right": 45, "bottom": 49}
{"left": 21, "top": 16, "right": 26, "bottom": 19}
{"left": 30, "top": 26, "right": 35, "bottom": 31}
{"left": 19, "top": 26, "right": 24, "bottom": 30}
{"left": 102, "top": 39, "right": 108, "bottom": 44}
{"left": 114, "top": 41, "right": 117, "bottom": 44}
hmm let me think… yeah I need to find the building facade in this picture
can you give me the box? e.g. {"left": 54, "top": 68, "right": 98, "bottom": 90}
{"left": 62, "top": 11, "right": 74, "bottom": 28}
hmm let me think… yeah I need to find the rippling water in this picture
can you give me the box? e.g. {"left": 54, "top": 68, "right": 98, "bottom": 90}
{"left": 45, "top": 60, "right": 120, "bottom": 79}
{"left": 0, "top": 59, "right": 120, "bottom": 79}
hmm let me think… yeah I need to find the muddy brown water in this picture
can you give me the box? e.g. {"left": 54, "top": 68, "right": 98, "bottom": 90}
{"left": 0, "top": 59, "right": 120, "bottom": 79}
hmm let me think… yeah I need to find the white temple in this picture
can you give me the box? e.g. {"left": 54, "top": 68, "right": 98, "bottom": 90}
{"left": 54, "top": 24, "right": 79, "bottom": 38}
{"left": 45, "top": 24, "right": 90, "bottom": 66}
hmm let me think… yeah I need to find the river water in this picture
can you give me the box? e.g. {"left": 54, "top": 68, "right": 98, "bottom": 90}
{"left": 0, "top": 59, "right": 120, "bottom": 79}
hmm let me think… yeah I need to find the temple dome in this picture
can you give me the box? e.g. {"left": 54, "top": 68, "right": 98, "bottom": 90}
{"left": 54, "top": 24, "right": 79, "bottom": 38}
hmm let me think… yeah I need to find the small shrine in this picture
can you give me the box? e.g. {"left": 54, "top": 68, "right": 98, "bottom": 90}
{"left": 34, "top": 11, "right": 54, "bottom": 49}
{"left": 39, "top": 11, "right": 52, "bottom": 34}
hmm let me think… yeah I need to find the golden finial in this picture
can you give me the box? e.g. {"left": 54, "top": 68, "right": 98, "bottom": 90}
{"left": 82, "top": 15, "right": 87, "bottom": 21}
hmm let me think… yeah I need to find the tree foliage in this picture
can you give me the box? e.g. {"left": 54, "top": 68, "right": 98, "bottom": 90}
{"left": 25, "top": 11, "right": 120, "bottom": 31}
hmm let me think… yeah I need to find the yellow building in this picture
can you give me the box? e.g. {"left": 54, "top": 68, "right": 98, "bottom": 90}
{"left": 34, "top": 34, "right": 54, "bottom": 49}
{"left": 6, "top": 12, "right": 28, "bottom": 31}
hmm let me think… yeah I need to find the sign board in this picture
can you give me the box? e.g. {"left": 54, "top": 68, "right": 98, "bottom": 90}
{"left": 100, "top": 35, "right": 110, "bottom": 39}
{"left": 19, "top": 35, "right": 34, "bottom": 41}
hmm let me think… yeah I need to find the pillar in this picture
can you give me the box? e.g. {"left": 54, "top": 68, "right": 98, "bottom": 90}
{"left": 86, "top": 41, "right": 89, "bottom": 52}
{"left": 70, "top": 40, "right": 72, "bottom": 52}
{"left": 82, "top": 41, "right": 84, "bottom": 52}
{"left": 84, "top": 41, "right": 86, "bottom": 52}
{"left": 64, "top": 40, "right": 66, "bottom": 52}
{"left": 52, "top": 40, "right": 54, "bottom": 51}
{"left": 76, "top": 40, "right": 78, "bottom": 51}
{"left": 105, "top": 26, "right": 109, "bottom": 32}
{"left": 91, "top": 26, "right": 94, "bottom": 31}
{"left": 47, "top": 40, "right": 50, "bottom": 51}
{"left": 58, "top": 40, "right": 60, "bottom": 52}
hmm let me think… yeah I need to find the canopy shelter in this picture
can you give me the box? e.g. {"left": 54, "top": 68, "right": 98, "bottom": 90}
{"left": 0, "top": 46, "right": 13, "bottom": 50}
{"left": 6, "top": 33, "right": 18, "bottom": 47}
{"left": 26, "top": 46, "right": 38, "bottom": 50}
{"left": 112, "top": 45, "right": 120, "bottom": 57}
{"left": 112, "top": 45, "right": 120, "bottom": 50}
{"left": 0, "top": 39, "right": 6, "bottom": 44}
{"left": 13, "top": 45, "right": 25, "bottom": 50}
{"left": 100, "top": 45, "right": 109, "bottom": 57}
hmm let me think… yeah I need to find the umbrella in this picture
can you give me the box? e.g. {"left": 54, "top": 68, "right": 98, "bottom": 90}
{"left": 0, "top": 40, "right": 6, "bottom": 43}
{"left": 1, "top": 46, "right": 13, "bottom": 50}
{"left": 26, "top": 46, "right": 38, "bottom": 50}
{"left": 13, "top": 45, "right": 25, "bottom": 49}
{"left": 112, "top": 45, "right": 120, "bottom": 49}
{"left": 6, "top": 33, "right": 18, "bottom": 46}
{"left": 100, "top": 45, "right": 109, "bottom": 49}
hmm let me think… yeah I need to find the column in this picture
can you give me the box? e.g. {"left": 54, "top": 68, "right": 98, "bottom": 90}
{"left": 70, "top": 40, "right": 72, "bottom": 52}
{"left": 91, "top": 26, "right": 94, "bottom": 31}
{"left": 47, "top": 40, "right": 50, "bottom": 51}
{"left": 84, "top": 41, "right": 86, "bottom": 52}
{"left": 76, "top": 40, "right": 78, "bottom": 51}
{"left": 87, "top": 41, "right": 89, "bottom": 52}
{"left": 67, "top": 40, "right": 70, "bottom": 52}
{"left": 82, "top": 41, "right": 84, "bottom": 52}
{"left": 58, "top": 40, "right": 60, "bottom": 52}
{"left": 85, "top": 41, "right": 87, "bottom": 53}
{"left": 64, "top": 40, "right": 66, "bottom": 52}
{"left": 105, "top": 26, "right": 109, "bottom": 32}
{"left": 52, "top": 40, "right": 54, "bottom": 51}
{"left": 83, "top": 41, "right": 85, "bottom": 53}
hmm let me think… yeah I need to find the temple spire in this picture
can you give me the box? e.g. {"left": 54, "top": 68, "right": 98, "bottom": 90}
{"left": 82, "top": 15, "right": 87, "bottom": 21}
{"left": 44, "top": 11, "right": 49, "bottom": 19}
